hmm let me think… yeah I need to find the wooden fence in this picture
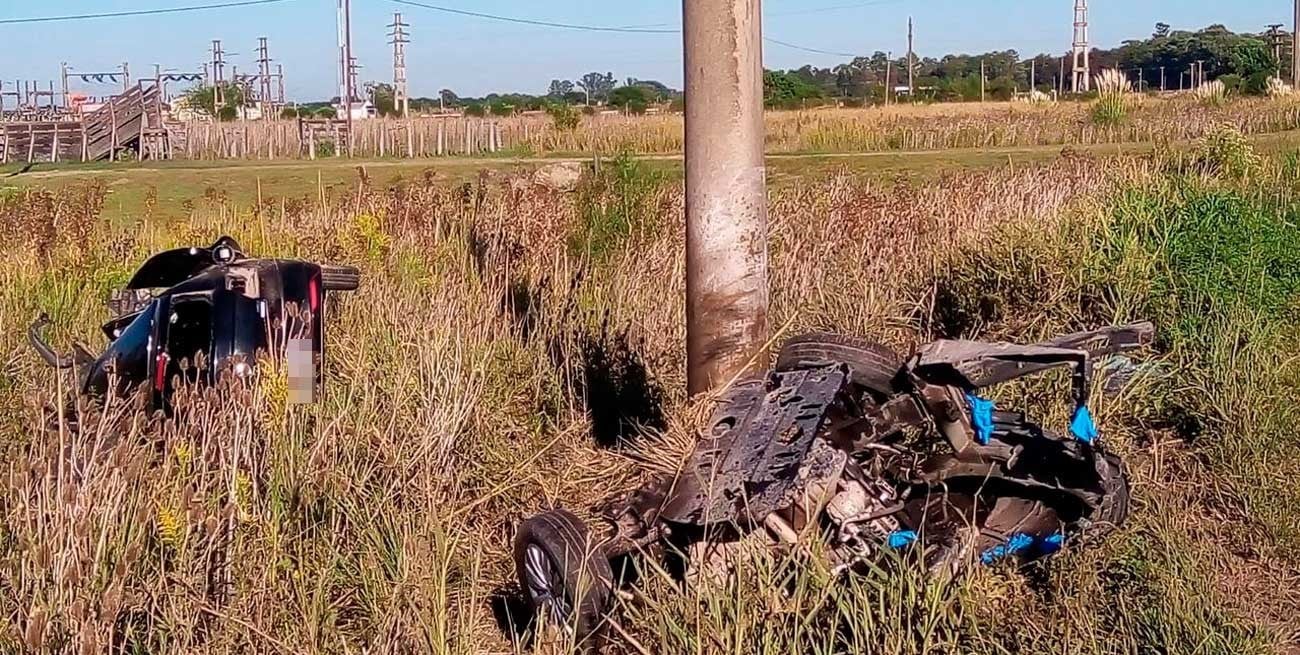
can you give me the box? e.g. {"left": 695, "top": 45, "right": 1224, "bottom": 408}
{"left": 179, "top": 116, "right": 523, "bottom": 160}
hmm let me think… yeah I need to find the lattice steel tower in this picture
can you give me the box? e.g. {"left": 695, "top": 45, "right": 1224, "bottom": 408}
{"left": 389, "top": 12, "right": 410, "bottom": 117}
{"left": 1071, "top": 0, "right": 1090, "bottom": 93}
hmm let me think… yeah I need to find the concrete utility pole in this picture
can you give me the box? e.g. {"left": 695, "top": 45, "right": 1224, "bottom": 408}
{"left": 1160, "top": 66, "right": 1166, "bottom": 92}
{"left": 980, "top": 58, "right": 985, "bottom": 102}
{"left": 389, "top": 12, "right": 410, "bottom": 118}
{"left": 1294, "top": 0, "right": 1300, "bottom": 88}
{"left": 886, "top": 51, "right": 893, "bottom": 104}
{"left": 1071, "top": 0, "right": 1090, "bottom": 93}
{"left": 682, "top": 0, "right": 769, "bottom": 396}
{"left": 337, "top": 0, "right": 355, "bottom": 155}
{"left": 907, "top": 17, "right": 915, "bottom": 97}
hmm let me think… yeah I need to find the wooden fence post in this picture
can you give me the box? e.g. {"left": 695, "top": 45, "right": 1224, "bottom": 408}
{"left": 109, "top": 100, "right": 118, "bottom": 161}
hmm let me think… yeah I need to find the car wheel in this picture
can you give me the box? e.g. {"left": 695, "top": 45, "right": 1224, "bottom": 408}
{"left": 775, "top": 332, "right": 904, "bottom": 396}
{"left": 513, "top": 509, "right": 614, "bottom": 646}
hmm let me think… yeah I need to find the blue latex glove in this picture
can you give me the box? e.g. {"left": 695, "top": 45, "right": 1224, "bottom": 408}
{"left": 887, "top": 530, "right": 918, "bottom": 549}
{"left": 966, "top": 393, "right": 996, "bottom": 445}
{"left": 1070, "top": 404, "right": 1098, "bottom": 444}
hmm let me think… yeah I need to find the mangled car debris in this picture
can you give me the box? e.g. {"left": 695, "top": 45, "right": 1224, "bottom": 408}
{"left": 514, "top": 323, "right": 1153, "bottom": 642}
{"left": 30, "top": 236, "right": 360, "bottom": 408}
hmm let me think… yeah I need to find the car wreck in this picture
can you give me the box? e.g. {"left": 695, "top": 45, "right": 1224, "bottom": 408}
{"left": 514, "top": 323, "right": 1153, "bottom": 643}
{"left": 29, "top": 236, "right": 360, "bottom": 409}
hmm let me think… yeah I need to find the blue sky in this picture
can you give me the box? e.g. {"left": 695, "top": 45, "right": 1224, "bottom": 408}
{"left": 0, "top": 1, "right": 1286, "bottom": 100}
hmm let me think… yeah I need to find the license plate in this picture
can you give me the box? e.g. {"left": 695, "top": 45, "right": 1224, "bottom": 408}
{"left": 286, "top": 338, "right": 315, "bottom": 404}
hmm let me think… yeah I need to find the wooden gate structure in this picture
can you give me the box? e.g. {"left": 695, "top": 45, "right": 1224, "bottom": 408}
{"left": 0, "top": 82, "right": 172, "bottom": 163}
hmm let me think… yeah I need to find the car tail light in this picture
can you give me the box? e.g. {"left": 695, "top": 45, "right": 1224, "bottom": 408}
{"left": 154, "top": 352, "right": 170, "bottom": 391}
{"left": 308, "top": 276, "right": 320, "bottom": 313}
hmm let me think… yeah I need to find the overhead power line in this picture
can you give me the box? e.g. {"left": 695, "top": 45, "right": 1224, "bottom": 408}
{"left": 386, "top": 0, "right": 677, "bottom": 34}
{"left": 1, "top": 0, "right": 870, "bottom": 62}
{"left": 389, "top": 0, "right": 867, "bottom": 58}
{"left": 763, "top": 38, "right": 860, "bottom": 58}
{"left": 770, "top": 0, "right": 908, "bottom": 18}
{"left": 0, "top": 0, "right": 296, "bottom": 25}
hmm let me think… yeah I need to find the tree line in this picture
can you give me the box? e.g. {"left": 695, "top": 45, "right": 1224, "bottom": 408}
{"left": 765, "top": 23, "right": 1288, "bottom": 107}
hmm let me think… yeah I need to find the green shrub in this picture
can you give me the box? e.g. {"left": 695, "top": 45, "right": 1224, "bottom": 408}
{"left": 569, "top": 151, "right": 662, "bottom": 262}
{"left": 1091, "top": 93, "right": 1128, "bottom": 126}
{"left": 1196, "top": 125, "right": 1261, "bottom": 180}
{"left": 546, "top": 103, "right": 581, "bottom": 131}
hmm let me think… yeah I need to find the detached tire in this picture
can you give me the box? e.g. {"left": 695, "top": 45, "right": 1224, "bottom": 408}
{"left": 514, "top": 509, "right": 614, "bottom": 645}
{"left": 776, "top": 333, "right": 904, "bottom": 396}
{"left": 320, "top": 265, "right": 361, "bottom": 291}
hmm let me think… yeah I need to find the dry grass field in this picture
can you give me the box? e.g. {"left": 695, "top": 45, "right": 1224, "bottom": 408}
{"left": 1, "top": 123, "right": 1299, "bottom": 653}
{"left": 169, "top": 96, "right": 1300, "bottom": 160}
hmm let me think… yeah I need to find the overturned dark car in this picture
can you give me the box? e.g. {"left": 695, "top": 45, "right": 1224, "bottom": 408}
{"left": 514, "top": 323, "right": 1153, "bottom": 643}
{"left": 30, "top": 236, "right": 360, "bottom": 408}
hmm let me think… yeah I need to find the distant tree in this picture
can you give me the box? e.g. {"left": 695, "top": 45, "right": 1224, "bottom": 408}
{"left": 439, "top": 88, "right": 460, "bottom": 109}
{"left": 577, "top": 72, "right": 616, "bottom": 104}
{"left": 629, "top": 79, "right": 676, "bottom": 102}
{"left": 547, "top": 79, "right": 575, "bottom": 98}
{"left": 763, "top": 70, "right": 824, "bottom": 108}
{"left": 1116, "top": 24, "right": 1277, "bottom": 93}
{"left": 608, "top": 85, "right": 651, "bottom": 113}
{"left": 181, "top": 82, "right": 245, "bottom": 120}
{"left": 608, "top": 86, "right": 648, "bottom": 106}
{"left": 1154, "top": 22, "right": 1172, "bottom": 39}
{"left": 464, "top": 103, "right": 487, "bottom": 117}
{"left": 315, "top": 106, "right": 336, "bottom": 119}
{"left": 279, "top": 106, "right": 299, "bottom": 119}
{"left": 369, "top": 82, "right": 397, "bottom": 116}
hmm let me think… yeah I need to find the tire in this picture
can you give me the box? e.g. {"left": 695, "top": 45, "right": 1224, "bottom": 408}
{"left": 320, "top": 265, "right": 361, "bottom": 291}
{"left": 1091, "top": 450, "right": 1131, "bottom": 531}
{"left": 776, "top": 333, "right": 904, "bottom": 396}
{"left": 513, "top": 509, "right": 614, "bottom": 645}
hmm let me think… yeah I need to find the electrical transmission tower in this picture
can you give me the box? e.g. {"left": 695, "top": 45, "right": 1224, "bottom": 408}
{"left": 1071, "top": 0, "right": 1090, "bottom": 93}
{"left": 210, "top": 39, "right": 226, "bottom": 108}
{"left": 389, "top": 12, "right": 410, "bottom": 118}
{"left": 257, "top": 37, "right": 274, "bottom": 111}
